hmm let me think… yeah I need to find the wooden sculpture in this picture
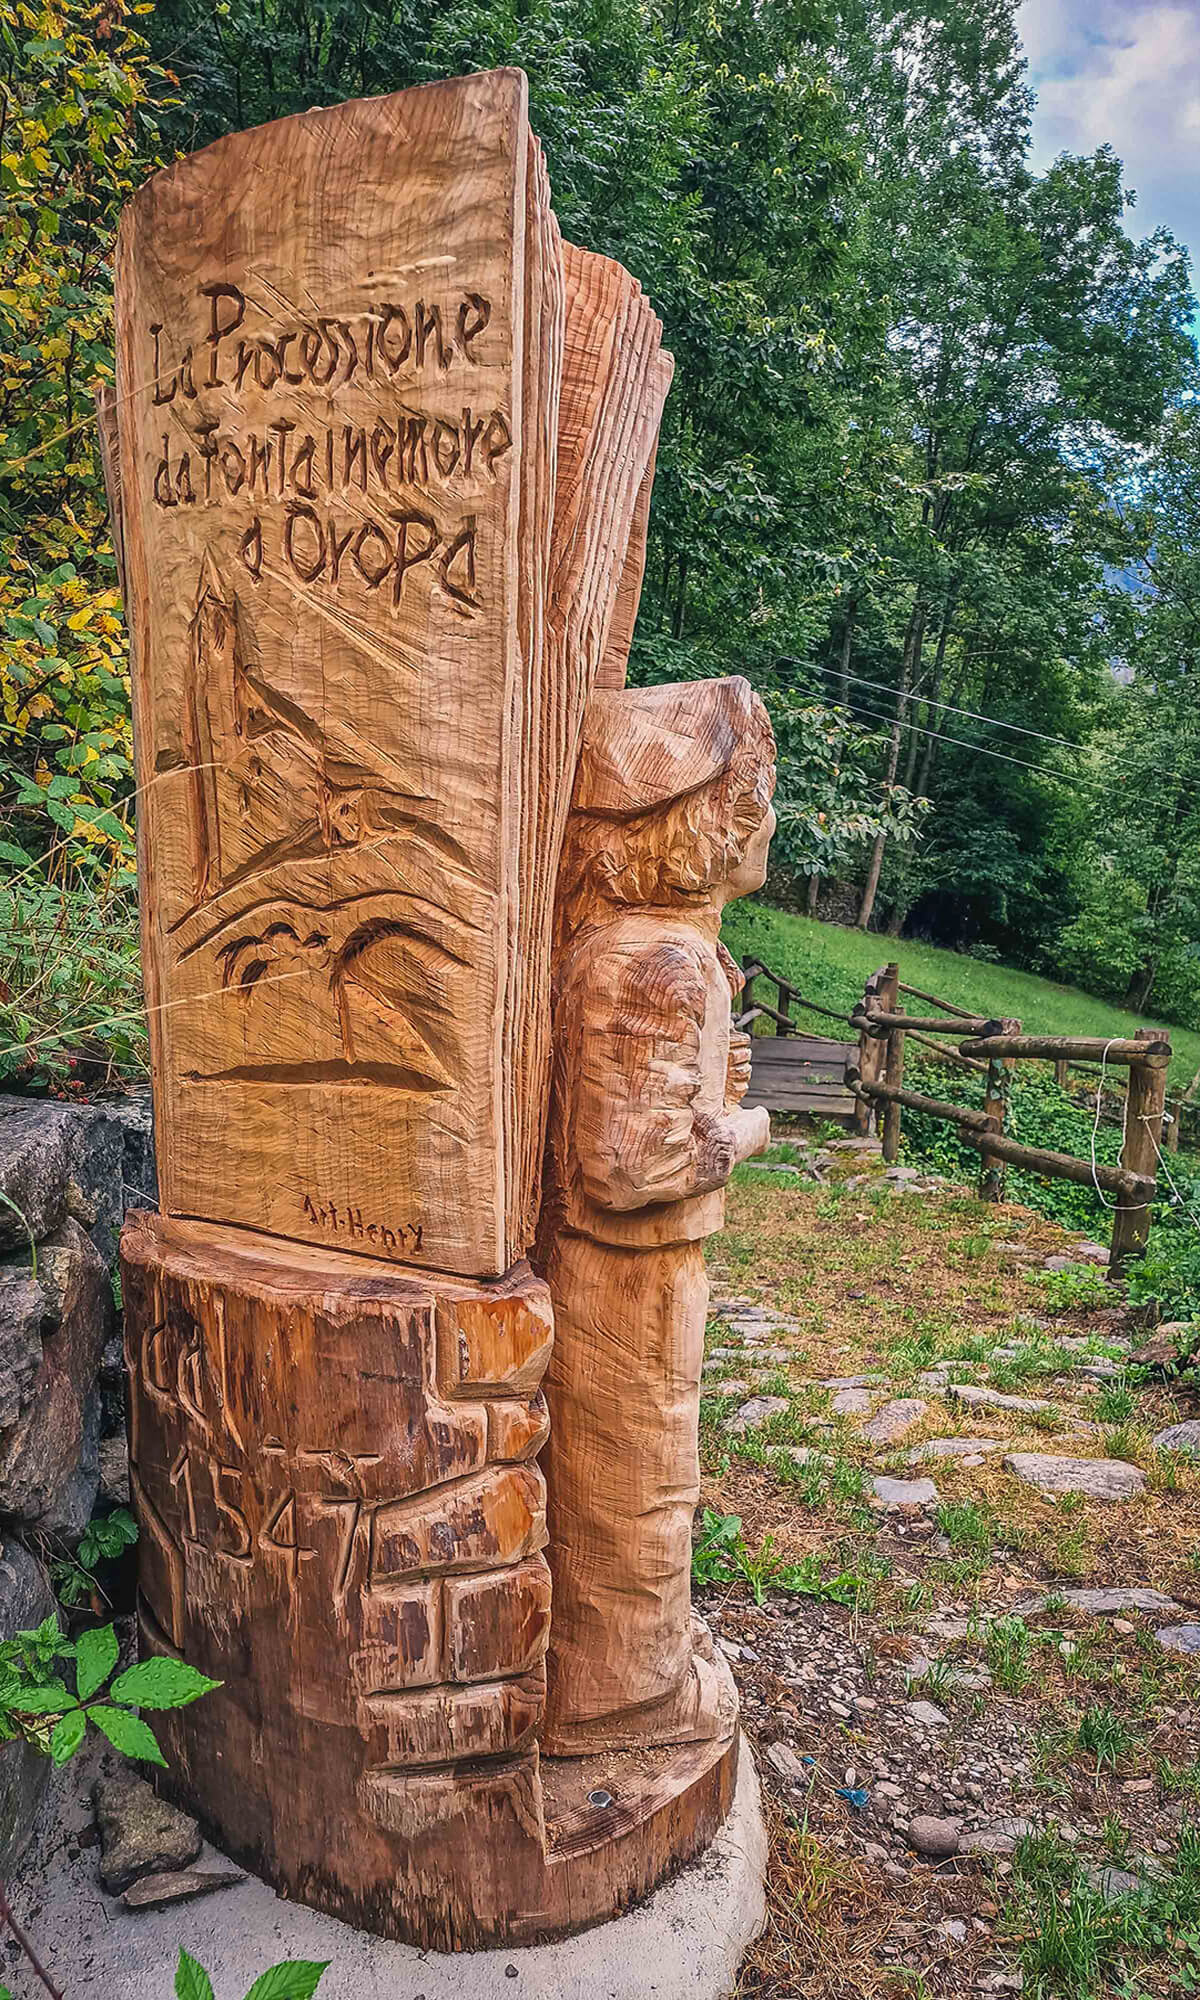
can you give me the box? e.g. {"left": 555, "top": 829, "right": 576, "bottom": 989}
{"left": 538, "top": 678, "right": 776, "bottom": 1753}
{"left": 111, "top": 68, "right": 761, "bottom": 1951}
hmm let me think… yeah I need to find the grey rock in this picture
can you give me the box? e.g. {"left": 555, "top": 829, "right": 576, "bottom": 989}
{"left": 959, "top": 1829, "right": 1018, "bottom": 1858}
{"left": 0, "top": 1220, "right": 112, "bottom": 1535}
{"left": 94, "top": 1772, "right": 202, "bottom": 1894}
{"left": 949, "top": 1384, "right": 1058, "bottom": 1415}
{"left": 832, "top": 1387, "right": 874, "bottom": 1415}
{"left": 0, "top": 1265, "right": 54, "bottom": 1432}
{"left": 122, "top": 1869, "right": 244, "bottom": 1911}
{"left": 821, "top": 1374, "right": 887, "bottom": 1389}
{"left": 909, "top": 1436, "right": 1007, "bottom": 1462}
{"left": 872, "top": 1476, "right": 939, "bottom": 1510}
{"left": 907, "top": 1700, "right": 950, "bottom": 1729}
{"left": 765, "top": 1743, "right": 810, "bottom": 1785}
{"left": 1010, "top": 1587, "right": 1180, "bottom": 1618}
{"left": 0, "top": 1101, "right": 124, "bottom": 1264}
{"left": 104, "top": 1090, "right": 157, "bottom": 1214}
{"left": 907, "top": 1814, "right": 961, "bottom": 1856}
{"left": 1085, "top": 1864, "right": 1145, "bottom": 1903}
{"left": 725, "top": 1395, "right": 788, "bottom": 1435}
{"left": 975, "top": 1971, "right": 1024, "bottom": 1993}
{"left": 938, "top": 1919, "right": 968, "bottom": 1942}
{"left": 98, "top": 1430, "right": 131, "bottom": 1507}
{"left": 1071, "top": 1241, "right": 1110, "bottom": 1265}
{"left": 1153, "top": 1421, "right": 1200, "bottom": 1453}
{"left": 860, "top": 1398, "right": 927, "bottom": 1445}
{"left": 703, "top": 1379, "right": 753, "bottom": 1398}
{"left": 1156, "top": 1624, "right": 1200, "bottom": 1656}
{"left": 1004, "top": 1453, "right": 1145, "bottom": 1500}
{"left": 774, "top": 1446, "right": 830, "bottom": 1468}
{"left": 0, "top": 1538, "right": 54, "bottom": 1870}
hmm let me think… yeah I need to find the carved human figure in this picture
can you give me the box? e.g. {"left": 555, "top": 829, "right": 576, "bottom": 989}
{"left": 538, "top": 675, "right": 776, "bottom": 1753}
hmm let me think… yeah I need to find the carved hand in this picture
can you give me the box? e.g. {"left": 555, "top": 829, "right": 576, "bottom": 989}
{"left": 729, "top": 1103, "right": 770, "bottom": 1165}
{"left": 725, "top": 1030, "right": 753, "bottom": 1105}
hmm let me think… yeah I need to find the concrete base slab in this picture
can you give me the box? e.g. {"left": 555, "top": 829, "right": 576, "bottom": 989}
{"left": 8, "top": 1737, "right": 766, "bottom": 2000}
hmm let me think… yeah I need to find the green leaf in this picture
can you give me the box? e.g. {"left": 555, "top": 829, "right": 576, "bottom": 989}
{"left": 75, "top": 1624, "right": 118, "bottom": 1701}
{"left": 49, "top": 1708, "right": 87, "bottom": 1765}
{"left": 8, "top": 1682, "right": 76, "bottom": 1715}
{"left": 109, "top": 1657, "right": 222, "bottom": 1711}
{"left": 175, "top": 1950, "right": 215, "bottom": 2000}
{"left": 242, "top": 1963, "right": 330, "bottom": 2000}
{"left": 87, "top": 1705, "right": 166, "bottom": 1766}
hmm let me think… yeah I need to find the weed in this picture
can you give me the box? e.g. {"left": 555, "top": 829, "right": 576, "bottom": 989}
{"left": 1036, "top": 1265, "right": 1110, "bottom": 1314}
{"left": 689, "top": 1508, "right": 863, "bottom": 1606}
{"left": 1075, "top": 1703, "right": 1138, "bottom": 1773}
{"left": 986, "top": 1615, "right": 1033, "bottom": 1693}
{"left": 1157, "top": 1755, "right": 1200, "bottom": 1798}
{"left": 1150, "top": 1446, "right": 1190, "bottom": 1493}
{"left": 1102, "top": 1422, "right": 1139, "bottom": 1461}
{"left": 906, "top": 1656, "right": 959, "bottom": 1702}
{"left": 936, "top": 1498, "right": 997, "bottom": 1553}
{"left": 1095, "top": 1380, "right": 1135, "bottom": 1425}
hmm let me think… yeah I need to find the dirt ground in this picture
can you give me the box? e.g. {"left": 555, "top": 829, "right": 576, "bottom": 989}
{"left": 699, "top": 1131, "right": 1200, "bottom": 2000}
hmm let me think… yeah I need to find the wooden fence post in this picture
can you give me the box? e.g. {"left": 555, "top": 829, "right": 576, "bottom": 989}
{"left": 872, "top": 964, "right": 900, "bottom": 1160}
{"left": 1110, "top": 1028, "right": 1168, "bottom": 1277}
{"left": 853, "top": 965, "right": 886, "bottom": 1136}
{"left": 1054, "top": 1058, "right": 1069, "bottom": 1090}
{"left": 881, "top": 1007, "right": 906, "bottom": 1164}
{"left": 980, "top": 1017, "right": 1020, "bottom": 1202}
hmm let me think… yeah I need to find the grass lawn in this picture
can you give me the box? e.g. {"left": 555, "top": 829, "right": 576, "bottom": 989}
{"left": 722, "top": 903, "right": 1200, "bottom": 1090}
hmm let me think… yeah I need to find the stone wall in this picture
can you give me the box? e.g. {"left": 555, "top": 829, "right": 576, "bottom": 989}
{"left": 0, "top": 1092, "right": 155, "bottom": 1869}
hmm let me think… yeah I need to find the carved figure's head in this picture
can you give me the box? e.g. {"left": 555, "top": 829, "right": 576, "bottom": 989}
{"left": 559, "top": 676, "right": 776, "bottom": 929}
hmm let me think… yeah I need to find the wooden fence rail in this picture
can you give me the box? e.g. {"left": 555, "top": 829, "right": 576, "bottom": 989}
{"left": 849, "top": 963, "right": 1169, "bottom": 1277}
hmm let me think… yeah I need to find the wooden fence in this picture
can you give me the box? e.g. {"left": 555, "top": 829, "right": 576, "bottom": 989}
{"left": 846, "top": 961, "right": 1169, "bottom": 1276}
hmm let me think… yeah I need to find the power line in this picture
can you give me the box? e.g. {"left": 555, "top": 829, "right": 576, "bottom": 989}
{"left": 833, "top": 666, "right": 1085, "bottom": 752}
{"left": 829, "top": 692, "right": 1102, "bottom": 791}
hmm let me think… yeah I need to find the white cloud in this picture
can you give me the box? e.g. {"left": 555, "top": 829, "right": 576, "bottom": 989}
{"left": 1016, "top": 0, "right": 1200, "bottom": 264}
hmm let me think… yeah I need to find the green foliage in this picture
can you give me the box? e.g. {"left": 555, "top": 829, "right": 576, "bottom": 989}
{"left": 0, "top": 0, "right": 170, "bottom": 874}
{"left": 1005, "top": 1820, "right": 1200, "bottom": 1998}
{"left": 48, "top": 1504, "right": 138, "bottom": 1608}
{"left": 0, "top": 1613, "right": 220, "bottom": 1769}
{"left": 690, "top": 1507, "right": 864, "bottom": 1606}
{"left": 176, "top": 1950, "right": 330, "bottom": 2000}
{"left": 1126, "top": 1167, "right": 1200, "bottom": 1323}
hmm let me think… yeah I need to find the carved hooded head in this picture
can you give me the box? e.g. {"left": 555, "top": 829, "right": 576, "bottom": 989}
{"left": 558, "top": 676, "right": 776, "bottom": 930}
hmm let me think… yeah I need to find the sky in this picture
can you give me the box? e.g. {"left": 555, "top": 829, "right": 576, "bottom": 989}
{"left": 1016, "top": 0, "right": 1200, "bottom": 280}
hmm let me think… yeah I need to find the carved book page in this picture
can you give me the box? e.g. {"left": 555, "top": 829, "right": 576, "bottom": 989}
{"left": 114, "top": 72, "right": 564, "bottom": 1275}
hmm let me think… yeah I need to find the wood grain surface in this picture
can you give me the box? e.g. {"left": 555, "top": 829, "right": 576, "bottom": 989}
{"left": 114, "top": 71, "right": 563, "bottom": 1275}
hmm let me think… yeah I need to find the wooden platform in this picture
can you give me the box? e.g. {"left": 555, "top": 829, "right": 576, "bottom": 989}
{"left": 742, "top": 1033, "right": 855, "bottom": 1121}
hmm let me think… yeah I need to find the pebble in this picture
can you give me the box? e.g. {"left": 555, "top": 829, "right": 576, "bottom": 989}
{"left": 828, "top": 1700, "right": 852, "bottom": 1720}
{"left": 765, "top": 1742, "right": 811, "bottom": 1785}
{"left": 907, "top": 1814, "right": 962, "bottom": 1857}
{"left": 832, "top": 1387, "right": 875, "bottom": 1415}
{"left": 1003, "top": 1453, "right": 1145, "bottom": 1500}
{"left": 938, "top": 1919, "right": 968, "bottom": 1943}
{"left": 907, "top": 1700, "right": 951, "bottom": 1729}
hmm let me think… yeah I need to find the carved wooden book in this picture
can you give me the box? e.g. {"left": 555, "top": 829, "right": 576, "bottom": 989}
{"left": 114, "top": 71, "right": 564, "bottom": 1275}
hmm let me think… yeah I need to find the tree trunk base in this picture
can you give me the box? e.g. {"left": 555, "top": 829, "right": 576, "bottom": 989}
{"left": 119, "top": 1211, "right": 736, "bottom": 1949}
